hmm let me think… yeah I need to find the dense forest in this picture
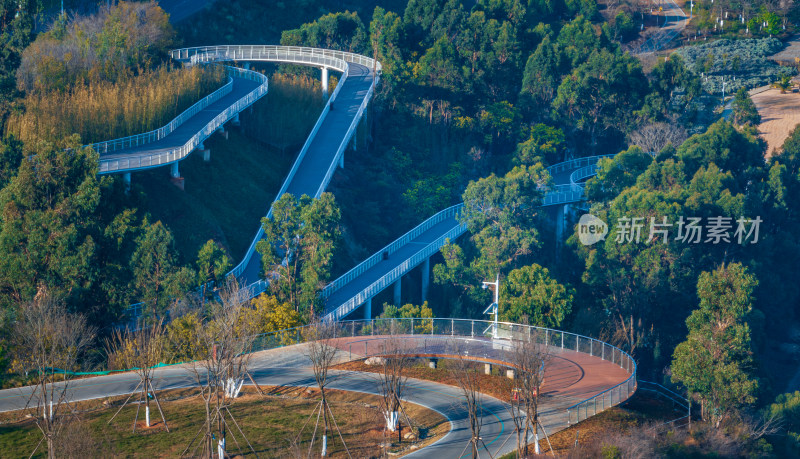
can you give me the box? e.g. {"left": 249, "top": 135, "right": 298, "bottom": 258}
{"left": 2, "top": 0, "right": 800, "bottom": 456}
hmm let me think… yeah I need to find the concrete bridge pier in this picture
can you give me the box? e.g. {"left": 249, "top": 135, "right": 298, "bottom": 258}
{"left": 421, "top": 257, "right": 430, "bottom": 302}
{"left": 363, "top": 297, "right": 372, "bottom": 320}
{"left": 196, "top": 142, "right": 210, "bottom": 162}
{"left": 123, "top": 172, "right": 131, "bottom": 193}
{"left": 243, "top": 62, "right": 250, "bottom": 70}
{"left": 170, "top": 161, "right": 180, "bottom": 179}
{"left": 393, "top": 279, "right": 401, "bottom": 307}
{"left": 485, "top": 363, "right": 493, "bottom": 375}
{"left": 216, "top": 126, "right": 228, "bottom": 140}
{"left": 232, "top": 112, "right": 240, "bottom": 126}
{"left": 321, "top": 67, "right": 329, "bottom": 98}
{"left": 555, "top": 204, "right": 570, "bottom": 250}
{"left": 338, "top": 150, "right": 344, "bottom": 169}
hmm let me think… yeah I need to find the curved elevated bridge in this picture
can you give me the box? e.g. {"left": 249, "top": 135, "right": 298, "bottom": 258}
{"left": 87, "top": 44, "right": 611, "bottom": 323}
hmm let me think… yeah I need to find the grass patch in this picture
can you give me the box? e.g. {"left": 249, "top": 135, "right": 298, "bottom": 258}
{"left": 334, "top": 358, "right": 515, "bottom": 402}
{"left": 133, "top": 122, "right": 292, "bottom": 264}
{"left": 0, "top": 386, "right": 448, "bottom": 458}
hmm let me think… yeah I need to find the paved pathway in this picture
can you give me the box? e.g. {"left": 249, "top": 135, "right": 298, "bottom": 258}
{"left": 0, "top": 340, "right": 630, "bottom": 458}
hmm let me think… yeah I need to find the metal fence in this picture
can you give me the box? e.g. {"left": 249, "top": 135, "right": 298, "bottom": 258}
{"left": 88, "top": 73, "right": 234, "bottom": 156}
{"left": 321, "top": 204, "right": 464, "bottom": 298}
{"left": 225, "top": 47, "right": 381, "bottom": 281}
{"left": 250, "top": 318, "right": 637, "bottom": 427}
{"left": 170, "top": 45, "right": 382, "bottom": 75}
{"left": 96, "top": 66, "right": 268, "bottom": 174}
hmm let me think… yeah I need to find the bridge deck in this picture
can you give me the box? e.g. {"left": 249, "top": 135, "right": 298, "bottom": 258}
{"left": 100, "top": 76, "right": 261, "bottom": 166}
{"left": 240, "top": 63, "right": 374, "bottom": 284}
{"left": 323, "top": 217, "right": 460, "bottom": 314}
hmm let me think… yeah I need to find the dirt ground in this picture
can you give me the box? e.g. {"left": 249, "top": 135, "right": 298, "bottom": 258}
{"left": 752, "top": 88, "right": 800, "bottom": 157}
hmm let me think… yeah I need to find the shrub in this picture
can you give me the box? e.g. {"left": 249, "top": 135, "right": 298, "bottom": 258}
{"left": 16, "top": 1, "right": 175, "bottom": 92}
{"left": 675, "top": 38, "right": 795, "bottom": 94}
{"left": 6, "top": 64, "right": 226, "bottom": 145}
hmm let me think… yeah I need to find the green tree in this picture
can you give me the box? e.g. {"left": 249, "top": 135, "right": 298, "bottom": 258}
{"left": 732, "top": 87, "right": 761, "bottom": 126}
{"left": 519, "top": 36, "right": 563, "bottom": 110}
{"left": 513, "top": 123, "right": 565, "bottom": 166}
{"left": 257, "top": 193, "right": 341, "bottom": 317}
{"left": 585, "top": 146, "right": 653, "bottom": 202}
{"left": 196, "top": 239, "right": 231, "bottom": 300}
{"left": 0, "top": 137, "right": 99, "bottom": 309}
{"left": 130, "top": 220, "right": 193, "bottom": 319}
{"left": 459, "top": 164, "right": 547, "bottom": 277}
{"left": 552, "top": 49, "right": 648, "bottom": 152}
{"left": 370, "top": 7, "right": 405, "bottom": 95}
{"left": 500, "top": 264, "right": 573, "bottom": 327}
{"left": 281, "top": 11, "right": 367, "bottom": 53}
{"left": 556, "top": 16, "right": 600, "bottom": 68}
{"left": 671, "top": 263, "right": 759, "bottom": 428}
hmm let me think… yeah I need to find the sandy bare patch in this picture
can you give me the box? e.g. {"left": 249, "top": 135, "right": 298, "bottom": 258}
{"left": 752, "top": 88, "right": 800, "bottom": 157}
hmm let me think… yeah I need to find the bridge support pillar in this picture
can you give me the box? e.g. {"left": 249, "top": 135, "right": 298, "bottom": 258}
{"left": 555, "top": 204, "right": 570, "bottom": 253}
{"left": 243, "top": 62, "right": 250, "bottom": 70}
{"left": 232, "top": 112, "right": 240, "bottom": 126}
{"left": 506, "top": 369, "right": 516, "bottom": 379}
{"left": 363, "top": 297, "right": 372, "bottom": 320}
{"left": 484, "top": 363, "right": 493, "bottom": 375}
{"left": 170, "top": 161, "right": 180, "bottom": 179}
{"left": 217, "top": 127, "right": 228, "bottom": 140}
{"left": 428, "top": 359, "right": 437, "bottom": 369}
{"left": 352, "top": 131, "right": 357, "bottom": 151}
{"left": 421, "top": 257, "right": 430, "bottom": 302}
{"left": 338, "top": 151, "right": 344, "bottom": 169}
{"left": 321, "top": 67, "right": 329, "bottom": 98}
{"left": 393, "top": 279, "right": 401, "bottom": 307}
{"left": 123, "top": 172, "right": 131, "bottom": 194}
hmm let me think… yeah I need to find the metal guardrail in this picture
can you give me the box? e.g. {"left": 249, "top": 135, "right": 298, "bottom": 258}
{"left": 87, "top": 73, "right": 234, "bottom": 156}
{"left": 249, "top": 318, "right": 637, "bottom": 427}
{"left": 204, "top": 47, "right": 381, "bottom": 281}
{"left": 97, "top": 66, "right": 268, "bottom": 174}
{"left": 323, "top": 222, "right": 467, "bottom": 322}
{"left": 321, "top": 204, "right": 464, "bottom": 298}
{"left": 170, "top": 45, "right": 382, "bottom": 75}
{"left": 319, "top": 156, "right": 618, "bottom": 319}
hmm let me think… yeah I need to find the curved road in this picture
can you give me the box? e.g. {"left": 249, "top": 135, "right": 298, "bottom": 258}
{"left": 0, "top": 338, "right": 630, "bottom": 458}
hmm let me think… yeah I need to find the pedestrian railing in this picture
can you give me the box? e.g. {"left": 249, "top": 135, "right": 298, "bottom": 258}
{"left": 321, "top": 204, "right": 464, "bottom": 299}
{"left": 96, "top": 65, "right": 268, "bottom": 174}
{"left": 87, "top": 71, "right": 234, "bottom": 156}
{"left": 249, "top": 318, "right": 637, "bottom": 428}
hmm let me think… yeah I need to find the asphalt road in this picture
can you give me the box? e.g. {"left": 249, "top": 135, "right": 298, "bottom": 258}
{"left": 0, "top": 345, "right": 518, "bottom": 458}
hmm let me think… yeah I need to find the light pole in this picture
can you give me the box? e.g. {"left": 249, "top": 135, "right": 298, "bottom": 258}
{"left": 482, "top": 274, "right": 500, "bottom": 339}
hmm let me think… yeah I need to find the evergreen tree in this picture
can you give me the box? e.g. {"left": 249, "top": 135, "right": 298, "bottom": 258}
{"left": 671, "top": 263, "right": 759, "bottom": 428}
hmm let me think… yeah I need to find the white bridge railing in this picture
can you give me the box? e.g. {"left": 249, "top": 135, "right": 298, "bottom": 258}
{"left": 96, "top": 66, "right": 268, "bottom": 174}
{"left": 252, "top": 318, "right": 637, "bottom": 427}
{"left": 321, "top": 205, "right": 466, "bottom": 321}
{"left": 88, "top": 73, "right": 233, "bottom": 156}
{"left": 200, "top": 46, "right": 382, "bottom": 283}
{"left": 170, "top": 45, "right": 382, "bottom": 75}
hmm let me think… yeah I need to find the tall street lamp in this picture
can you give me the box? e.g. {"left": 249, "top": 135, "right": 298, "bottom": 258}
{"left": 482, "top": 274, "right": 500, "bottom": 339}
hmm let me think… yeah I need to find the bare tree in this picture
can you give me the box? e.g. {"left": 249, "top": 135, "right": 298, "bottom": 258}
{"left": 447, "top": 340, "right": 488, "bottom": 459}
{"left": 375, "top": 337, "right": 411, "bottom": 435}
{"left": 629, "top": 122, "right": 688, "bottom": 154}
{"left": 508, "top": 329, "right": 551, "bottom": 457}
{"left": 298, "top": 320, "right": 351, "bottom": 458}
{"left": 105, "top": 319, "right": 169, "bottom": 431}
{"left": 13, "top": 286, "right": 95, "bottom": 459}
{"left": 182, "top": 280, "right": 259, "bottom": 459}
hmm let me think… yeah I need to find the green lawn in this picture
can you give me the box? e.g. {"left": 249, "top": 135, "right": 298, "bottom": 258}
{"left": 133, "top": 123, "right": 292, "bottom": 265}
{"left": 0, "top": 388, "right": 447, "bottom": 458}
